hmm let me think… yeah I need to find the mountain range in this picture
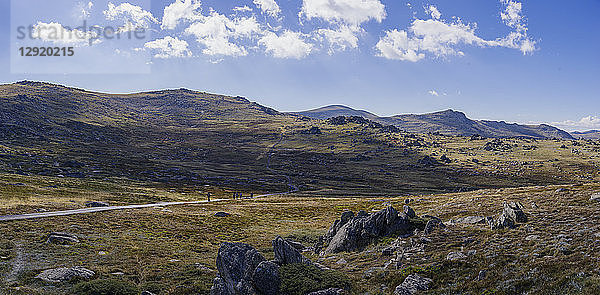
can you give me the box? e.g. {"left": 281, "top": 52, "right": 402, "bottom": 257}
{"left": 294, "top": 105, "right": 575, "bottom": 139}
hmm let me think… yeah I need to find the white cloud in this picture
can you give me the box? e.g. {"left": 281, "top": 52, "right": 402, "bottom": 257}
{"left": 316, "top": 25, "right": 360, "bottom": 54}
{"left": 253, "top": 0, "right": 281, "bottom": 17}
{"left": 501, "top": 0, "right": 523, "bottom": 28}
{"left": 376, "top": 0, "right": 537, "bottom": 61}
{"left": 145, "top": 36, "right": 192, "bottom": 58}
{"left": 300, "top": 0, "right": 386, "bottom": 26}
{"left": 161, "top": 0, "right": 202, "bottom": 30}
{"left": 233, "top": 6, "right": 253, "bottom": 13}
{"left": 76, "top": 1, "right": 94, "bottom": 19}
{"left": 375, "top": 29, "right": 425, "bottom": 62}
{"left": 184, "top": 11, "right": 262, "bottom": 57}
{"left": 259, "top": 31, "right": 313, "bottom": 59}
{"left": 428, "top": 90, "right": 439, "bottom": 96}
{"left": 31, "top": 21, "right": 98, "bottom": 46}
{"left": 104, "top": 2, "right": 158, "bottom": 33}
{"left": 553, "top": 116, "right": 600, "bottom": 131}
{"left": 427, "top": 5, "right": 441, "bottom": 20}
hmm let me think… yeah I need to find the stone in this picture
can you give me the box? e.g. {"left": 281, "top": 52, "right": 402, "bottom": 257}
{"left": 307, "top": 288, "right": 346, "bottom": 295}
{"left": 503, "top": 202, "right": 528, "bottom": 223}
{"left": 273, "top": 236, "right": 312, "bottom": 265}
{"left": 446, "top": 252, "right": 468, "bottom": 261}
{"left": 141, "top": 292, "right": 156, "bottom": 295}
{"left": 46, "top": 232, "right": 79, "bottom": 245}
{"left": 491, "top": 211, "right": 515, "bottom": 230}
{"left": 453, "top": 216, "right": 487, "bottom": 225}
{"left": 590, "top": 193, "right": 600, "bottom": 202}
{"left": 252, "top": 261, "right": 280, "bottom": 295}
{"left": 286, "top": 240, "right": 305, "bottom": 251}
{"left": 210, "top": 242, "right": 266, "bottom": 295}
{"left": 323, "top": 206, "right": 414, "bottom": 254}
{"left": 393, "top": 274, "right": 432, "bottom": 295}
{"left": 403, "top": 205, "right": 416, "bottom": 218}
{"left": 84, "top": 201, "right": 109, "bottom": 207}
{"left": 214, "top": 212, "right": 231, "bottom": 217}
{"left": 35, "top": 267, "right": 95, "bottom": 283}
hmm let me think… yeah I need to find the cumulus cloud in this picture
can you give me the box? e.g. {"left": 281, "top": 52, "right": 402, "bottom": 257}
{"left": 428, "top": 90, "right": 439, "bottom": 96}
{"left": 427, "top": 5, "right": 441, "bottom": 20}
{"left": 553, "top": 116, "right": 600, "bottom": 131}
{"left": 161, "top": 0, "right": 202, "bottom": 30}
{"left": 300, "top": 0, "right": 386, "bottom": 26}
{"left": 104, "top": 2, "right": 158, "bottom": 33}
{"left": 253, "top": 0, "right": 281, "bottom": 17}
{"left": 315, "top": 25, "right": 360, "bottom": 54}
{"left": 31, "top": 21, "right": 99, "bottom": 46}
{"left": 145, "top": 36, "right": 192, "bottom": 58}
{"left": 184, "top": 11, "right": 262, "bottom": 57}
{"left": 376, "top": 1, "right": 537, "bottom": 62}
{"left": 233, "top": 6, "right": 253, "bottom": 13}
{"left": 259, "top": 31, "right": 313, "bottom": 59}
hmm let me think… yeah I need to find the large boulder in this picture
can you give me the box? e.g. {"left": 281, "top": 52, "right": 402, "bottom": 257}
{"left": 503, "top": 202, "right": 527, "bottom": 223}
{"left": 393, "top": 274, "right": 432, "bottom": 295}
{"left": 46, "top": 232, "right": 80, "bottom": 245}
{"left": 490, "top": 202, "right": 527, "bottom": 230}
{"left": 323, "top": 206, "right": 415, "bottom": 254}
{"left": 252, "top": 261, "right": 280, "bottom": 295}
{"left": 35, "top": 267, "right": 94, "bottom": 283}
{"left": 273, "top": 236, "right": 312, "bottom": 266}
{"left": 210, "top": 242, "right": 266, "bottom": 295}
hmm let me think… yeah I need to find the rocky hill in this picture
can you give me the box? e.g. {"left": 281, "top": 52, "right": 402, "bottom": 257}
{"left": 295, "top": 106, "right": 574, "bottom": 139}
{"left": 572, "top": 130, "right": 600, "bottom": 140}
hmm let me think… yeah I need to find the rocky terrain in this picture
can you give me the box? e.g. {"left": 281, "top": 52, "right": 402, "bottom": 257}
{"left": 296, "top": 106, "right": 574, "bottom": 139}
{"left": 0, "top": 82, "right": 599, "bottom": 294}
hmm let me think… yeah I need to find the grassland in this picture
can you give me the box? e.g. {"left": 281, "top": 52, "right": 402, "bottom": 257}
{"left": 1, "top": 82, "right": 600, "bottom": 294}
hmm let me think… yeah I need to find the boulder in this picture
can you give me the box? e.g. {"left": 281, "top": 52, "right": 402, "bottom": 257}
{"left": 252, "top": 261, "right": 280, "bottom": 295}
{"left": 210, "top": 242, "right": 266, "bottom": 295}
{"left": 323, "top": 206, "right": 414, "bottom": 254}
{"left": 403, "top": 205, "right": 416, "bottom": 218}
{"left": 214, "top": 212, "right": 231, "bottom": 217}
{"left": 591, "top": 193, "right": 600, "bottom": 202}
{"left": 307, "top": 288, "right": 346, "bottom": 295}
{"left": 446, "top": 252, "right": 467, "bottom": 261}
{"left": 490, "top": 202, "right": 527, "bottom": 230}
{"left": 84, "top": 201, "right": 109, "bottom": 208}
{"left": 452, "top": 216, "right": 487, "bottom": 225}
{"left": 503, "top": 202, "right": 528, "bottom": 223}
{"left": 35, "top": 267, "right": 95, "bottom": 283}
{"left": 273, "top": 236, "right": 312, "bottom": 265}
{"left": 46, "top": 232, "right": 79, "bottom": 245}
{"left": 393, "top": 274, "right": 432, "bottom": 295}
{"left": 423, "top": 219, "right": 440, "bottom": 235}
{"left": 141, "top": 292, "right": 156, "bottom": 295}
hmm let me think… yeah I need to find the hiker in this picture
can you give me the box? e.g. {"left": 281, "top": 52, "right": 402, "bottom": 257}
{"left": 207, "top": 192, "right": 211, "bottom": 202}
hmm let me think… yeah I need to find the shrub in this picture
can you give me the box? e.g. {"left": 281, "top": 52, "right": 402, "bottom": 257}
{"left": 71, "top": 279, "right": 139, "bottom": 295}
{"left": 279, "top": 263, "right": 351, "bottom": 295}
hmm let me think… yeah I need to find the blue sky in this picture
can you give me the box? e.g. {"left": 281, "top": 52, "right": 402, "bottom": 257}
{"left": 0, "top": 0, "right": 599, "bottom": 131}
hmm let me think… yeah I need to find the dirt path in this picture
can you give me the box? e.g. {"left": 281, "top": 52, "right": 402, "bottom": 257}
{"left": 0, "top": 190, "right": 291, "bottom": 222}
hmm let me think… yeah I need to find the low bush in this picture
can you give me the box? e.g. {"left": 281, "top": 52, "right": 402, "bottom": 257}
{"left": 279, "top": 263, "right": 351, "bottom": 295}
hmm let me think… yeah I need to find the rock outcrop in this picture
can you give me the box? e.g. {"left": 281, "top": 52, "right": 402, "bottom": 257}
{"left": 210, "top": 242, "right": 266, "bottom": 295}
{"left": 46, "top": 232, "right": 80, "bottom": 245}
{"left": 252, "top": 261, "right": 280, "bottom": 295}
{"left": 394, "top": 274, "right": 432, "bottom": 295}
{"left": 211, "top": 237, "right": 314, "bottom": 295}
{"left": 35, "top": 267, "right": 95, "bottom": 283}
{"left": 490, "top": 202, "right": 528, "bottom": 230}
{"left": 273, "top": 236, "right": 312, "bottom": 266}
{"left": 322, "top": 206, "right": 416, "bottom": 254}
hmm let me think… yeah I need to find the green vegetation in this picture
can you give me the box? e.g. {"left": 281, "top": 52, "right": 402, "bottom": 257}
{"left": 72, "top": 279, "right": 139, "bottom": 295}
{"left": 279, "top": 263, "right": 351, "bottom": 295}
